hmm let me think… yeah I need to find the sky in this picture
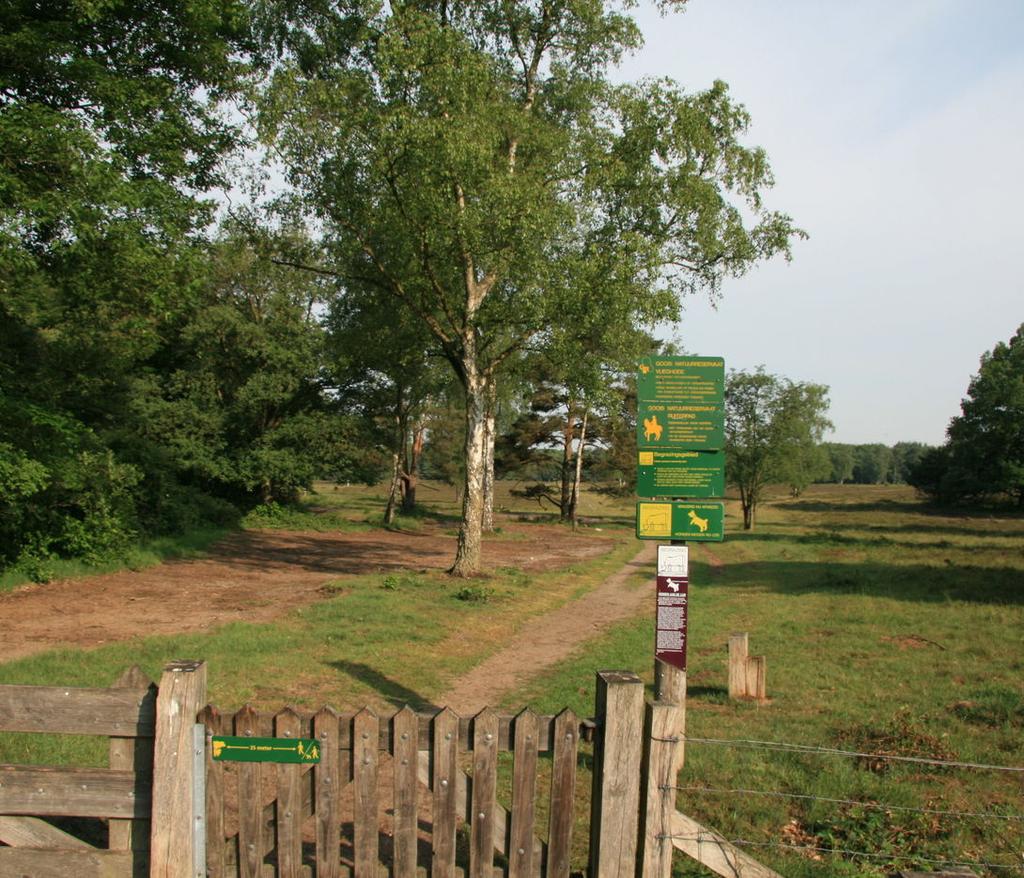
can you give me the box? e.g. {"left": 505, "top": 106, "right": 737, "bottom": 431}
{"left": 615, "top": 0, "right": 1024, "bottom": 445}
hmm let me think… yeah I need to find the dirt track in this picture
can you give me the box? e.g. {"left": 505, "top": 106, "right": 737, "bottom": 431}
{"left": 0, "top": 521, "right": 649, "bottom": 682}
{"left": 437, "top": 540, "right": 656, "bottom": 712}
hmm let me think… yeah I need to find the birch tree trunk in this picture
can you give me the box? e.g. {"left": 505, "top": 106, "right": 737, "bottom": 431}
{"left": 569, "top": 408, "right": 588, "bottom": 531}
{"left": 559, "top": 399, "right": 576, "bottom": 521}
{"left": 481, "top": 381, "right": 497, "bottom": 532}
{"left": 450, "top": 366, "right": 488, "bottom": 576}
{"left": 383, "top": 451, "right": 401, "bottom": 525}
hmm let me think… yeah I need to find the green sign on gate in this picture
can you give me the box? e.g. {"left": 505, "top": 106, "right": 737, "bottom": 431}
{"left": 636, "top": 501, "right": 725, "bottom": 541}
{"left": 211, "top": 735, "right": 321, "bottom": 764}
{"left": 636, "top": 449, "right": 725, "bottom": 499}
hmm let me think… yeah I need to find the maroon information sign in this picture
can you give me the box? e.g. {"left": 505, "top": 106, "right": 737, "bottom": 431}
{"left": 655, "top": 574, "right": 689, "bottom": 671}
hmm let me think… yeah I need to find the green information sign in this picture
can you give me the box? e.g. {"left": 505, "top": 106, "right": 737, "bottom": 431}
{"left": 636, "top": 501, "right": 725, "bottom": 541}
{"left": 211, "top": 735, "right": 321, "bottom": 764}
{"left": 637, "top": 401, "right": 724, "bottom": 450}
{"left": 636, "top": 356, "right": 725, "bottom": 409}
{"left": 636, "top": 449, "right": 725, "bottom": 498}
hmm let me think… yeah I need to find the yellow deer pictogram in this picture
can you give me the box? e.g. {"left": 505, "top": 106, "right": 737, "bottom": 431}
{"left": 687, "top": 510, "right": 709, "bottom": 533}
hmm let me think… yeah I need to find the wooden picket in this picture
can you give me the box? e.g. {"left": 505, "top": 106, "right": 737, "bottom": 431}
{"left": 196, "top": 704, "right": 583, "bottom": 878}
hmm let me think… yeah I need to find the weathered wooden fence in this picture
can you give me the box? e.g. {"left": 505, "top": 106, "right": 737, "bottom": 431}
{"left": 0, "top": 662, "right": 776, "bottom": 878}
{"left": 0, "top": 665, "right": 157, "bottom": 877}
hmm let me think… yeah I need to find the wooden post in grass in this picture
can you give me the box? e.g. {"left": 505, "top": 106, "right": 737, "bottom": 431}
{"left": 746, "top": 655, "right": 767, "bottom": 701}
{"left": 728, "top": 633, "right": 767, "bottom": 701}
{"left": 727, "top": 632, "right": 748, "bottom": 698}
{"left": 589, "top": 671, "right": 644, "bottom": 878}
{"left": 639, "top": 700, "right": 685, "bottom": 878}
{"left": 150, "top": 660, "right": 207, "bottom": 878}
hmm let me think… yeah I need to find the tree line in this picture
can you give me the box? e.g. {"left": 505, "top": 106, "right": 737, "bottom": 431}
{"left": 1, "top": 1, "right": 805, "bottom": 576}
{"left": 908, "top": 324, "right": 1024, "bottom": 508}
{"left": 820, "top": 442, "right": 932, "bottom": 487}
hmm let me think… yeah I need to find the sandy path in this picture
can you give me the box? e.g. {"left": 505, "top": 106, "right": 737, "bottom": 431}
{"left": 436, "top": 541, "right": 657, "bottom": 713}
{"left": 0, "top": 521, "right": 614, "bottom": 665}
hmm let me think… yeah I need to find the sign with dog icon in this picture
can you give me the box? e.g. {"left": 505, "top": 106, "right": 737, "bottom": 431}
{"left": 635, "top": 501, "right": 725, "bottom": 541}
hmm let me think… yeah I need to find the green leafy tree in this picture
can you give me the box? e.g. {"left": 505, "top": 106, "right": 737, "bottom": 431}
{"left": 0, "top": 0, "right": 254, "bottom": 565}
{"left": 852, "top": 444, "right": 893, "bottom": 485}
{"left": 890, "top": 441, "right": 932, "bottom": 484}
{"left": 325, "top": 282, "right": 451, "bottom": 522}
{"left": 725, "top": 369, "right": 831, "bottom": 529}
{"left": 133, "top": 223, "right": 381, "bottom": 509}
{"left": 257, "top": 1, "right": 802, "bottom": 573}
{"left": 779, "top": 442, "right": 830, "bottom": 497}
{"left": 823, "top": 443, "right": 855, "bottom": 484}
{"left": 911, "top": 324, "right": 1024, "bottom": 506}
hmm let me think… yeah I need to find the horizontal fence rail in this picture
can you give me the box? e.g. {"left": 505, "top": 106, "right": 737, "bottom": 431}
{"left": 0, "top": 666, "right": 156, "bottom": 878}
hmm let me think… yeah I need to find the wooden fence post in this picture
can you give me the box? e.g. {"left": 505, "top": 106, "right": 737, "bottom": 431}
{"left": 639, "top": 701, "right": 684, "bottom": 878}
{"left": 727, "top": 633, "right": 748, "bottom": 699}
{"left": 746, "top": 655, "right": 767, "bottom": 701}
{"left": 589, "top": 670, "right": 644, "bottom": 878}
{"left": 654, "top": 662, "right": 686, "bottom": 771}
{"left": 728, "top": 634, "right": 767, "bottom": 701}
{"left": 150, "top": 660, "right": 207, "bottom": 878}
{"left": 109, "top": 665, "right": 155, "bottom": 869}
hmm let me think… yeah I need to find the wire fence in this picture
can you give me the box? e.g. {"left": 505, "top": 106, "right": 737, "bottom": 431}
{"left": 675, "top": 734, "right": 1024, "bottom": 875}
{"left": 669, "top": 784, "right": 1024, "bottom": 823}
{"left": 686, "top": 735, "right": 1024, "bottom": 773}
{"left": 665, "top": 832, "right": 1023, "bottom": 873}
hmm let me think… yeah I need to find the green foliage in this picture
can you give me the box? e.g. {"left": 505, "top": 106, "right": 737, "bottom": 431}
{"left": 890, "top": 441, "right": 931, "bottom": 483}
{"left": 852, "top": 443, "right": 893, "bottom": 485}
{"left": 725, "top": 369, "right": 831, "bottom": 528}
{"left": 822, "top": 442, "right": 855, "bottom": 484}
{"left": 0, "top": 0, "right": 258, "bottom": 568}
{"left": 819, "top": 441, "right": 934, "bottom": 485}
{"left": 452, "top": 584, "right": 494, "bottom": 603}
{"left": 257, "top": 1, "right": 803, "bottom": 571}
{"left": 911, "top": 323, "right": 1024, "bottom": 506}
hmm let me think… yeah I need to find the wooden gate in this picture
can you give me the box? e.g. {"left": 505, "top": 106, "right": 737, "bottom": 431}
{"left": 0, "top": 661, "right": 777, "bottom": 878}
{"left": 0, "top": 666, "right": 156, "bottom": 877}
{"left": 198, "top": 705, "right": 581, "bottom": 878}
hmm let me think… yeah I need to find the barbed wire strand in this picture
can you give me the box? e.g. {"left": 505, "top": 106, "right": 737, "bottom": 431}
{"left": 686, "top": 735, "right": 1024, "bottom": 773}
{"left": 664, "top": 833, "right": 1023, "bottom": 872}
{"left": 668, "top": 783, "right": 1024, "bottom": 822}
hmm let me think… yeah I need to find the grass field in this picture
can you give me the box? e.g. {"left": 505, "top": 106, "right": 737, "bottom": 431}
{"left": 506, "top": 484, "right": 1024, "bottom": 877}
{"left": 1, "top": 481, "right": 1021, "bottom": 875}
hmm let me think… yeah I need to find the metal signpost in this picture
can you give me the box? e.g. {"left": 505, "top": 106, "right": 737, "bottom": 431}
{"left": 636, "top": 356, "right": 725, "bottom": 704}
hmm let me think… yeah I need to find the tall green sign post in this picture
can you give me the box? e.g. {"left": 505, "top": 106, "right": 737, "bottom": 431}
{"left": 635, "top": 355, "right": 726, "bottom": 711}
{"left": 635, "top": 355, "right": 726, "bottom": 542}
